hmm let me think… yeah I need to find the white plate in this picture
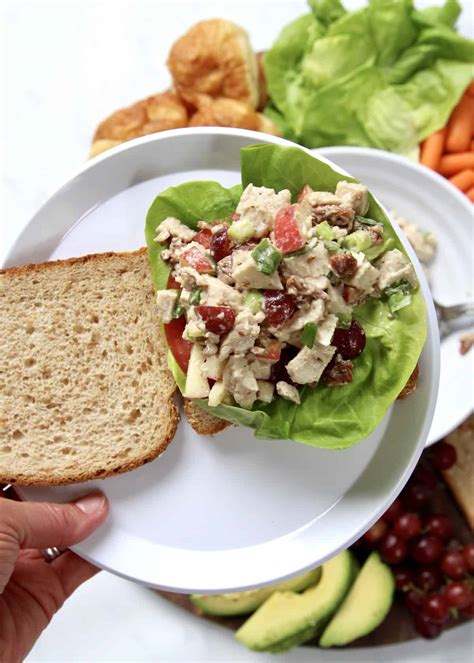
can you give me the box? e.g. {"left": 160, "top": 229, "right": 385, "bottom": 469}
{"left": 6, "top": 128, "right": 439, "bottom": 593}
{"left": 317, "top": 147, "right": 473, "bottom": 446}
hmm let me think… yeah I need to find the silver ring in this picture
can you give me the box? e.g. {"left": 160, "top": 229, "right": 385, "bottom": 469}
{"left": 41, "top": 547, "right": 64, "bottom": 563}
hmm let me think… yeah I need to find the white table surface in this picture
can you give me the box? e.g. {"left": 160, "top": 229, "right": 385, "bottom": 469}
{"left": 1, "top": 0, "right": 473, "bottom": 660}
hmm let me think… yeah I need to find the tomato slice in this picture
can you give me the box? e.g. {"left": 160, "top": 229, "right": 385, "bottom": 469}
{"left": 274, "top": 205, "right": 305, "bottom": 254}
{"left": 195, "top": 228, "right": 213, "bottom": 249}
{"left": 180, "top": 246, "right": 214, "bottom": 273}
{"left": 195, "top": 305, "right": 236, "bottom": 335}
{"left": 164, "top": 273, "right": 191, "bottom": 373}
{"left": 164, "top": 316, "right": 191, "bottom": 373}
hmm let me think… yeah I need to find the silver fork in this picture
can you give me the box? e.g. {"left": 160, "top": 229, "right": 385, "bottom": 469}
{"left": 434, "top": 300, "right": 474, "bottom": 339}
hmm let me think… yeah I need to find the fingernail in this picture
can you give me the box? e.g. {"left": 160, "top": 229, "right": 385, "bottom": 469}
{"left": 74, "top": 493, "right": 107, "bottom": 515}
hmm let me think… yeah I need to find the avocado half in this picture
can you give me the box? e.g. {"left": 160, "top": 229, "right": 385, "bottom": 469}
{"left": 235, "top": 550, "right": 355, "bottom": 652}
{"left": 191, "top": 567, "right": 321, "bottom": 617}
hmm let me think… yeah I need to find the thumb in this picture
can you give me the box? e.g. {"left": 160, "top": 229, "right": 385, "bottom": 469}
{"left": 0, "top": 492, "right": 109, "bottom": 550}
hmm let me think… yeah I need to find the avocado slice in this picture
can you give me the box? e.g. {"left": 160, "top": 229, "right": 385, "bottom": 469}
{"left": 319, "top": 552, "right": 394, "bottom": 648}
{"left": 191, "top": 567, "right": 321, "bottom": 617}
{"left": 235, "top": 550, "right": 354, "bottom": 652}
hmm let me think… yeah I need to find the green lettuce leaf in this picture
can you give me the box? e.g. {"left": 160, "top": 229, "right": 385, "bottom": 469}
{"left": 145, "top": 145, "right": 426, "bottom": 448}
{"left": 265, "top": 0, "right": 473, "bottom": 155}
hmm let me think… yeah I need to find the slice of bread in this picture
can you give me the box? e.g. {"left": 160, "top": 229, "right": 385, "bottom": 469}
{"left": 184, "top": 399, "right": 231, "bottom": 436}
{"left": 442, "top": 415, "right": 474, "bottom": 530}
{"left": 0, "top": 249, "right": 179, "bottom": 485}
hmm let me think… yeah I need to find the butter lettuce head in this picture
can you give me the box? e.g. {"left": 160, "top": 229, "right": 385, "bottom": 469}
{"left": 264, "top": 0, "right": 473, "bottom": 156}
{"left": 145, "top": 144, "right": 426, "bottom": 448}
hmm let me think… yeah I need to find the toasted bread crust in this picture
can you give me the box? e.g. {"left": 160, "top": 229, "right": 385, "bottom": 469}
{"left": 184, "top": 399, "right": 231, "bottom": 436}
{"left": 442, "top": 415, "right": 474, "bottom": 530}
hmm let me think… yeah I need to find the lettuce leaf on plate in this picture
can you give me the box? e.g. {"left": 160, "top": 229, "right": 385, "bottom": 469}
{"left": 265, "top": 0, "right": 473, "bottom": 156}
{"left": 145, "top": 144, "right": 426, "bottom": 448}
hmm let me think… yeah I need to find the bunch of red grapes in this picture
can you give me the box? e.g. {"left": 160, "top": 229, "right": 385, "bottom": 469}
{"left": 356, "top": 441, "right": 474, "bottom": 639}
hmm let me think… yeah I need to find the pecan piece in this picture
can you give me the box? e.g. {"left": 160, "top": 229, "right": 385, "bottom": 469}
{"left": 330, "top": 253, "right": 358, "bottom": 280}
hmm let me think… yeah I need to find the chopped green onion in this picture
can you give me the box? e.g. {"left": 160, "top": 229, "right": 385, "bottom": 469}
{"left": 172, "top": 303, "right": 185, "bottom": 319}
{"left": 189, "top": 287, "right": 202, "bottom": 306}
{"left": 356, "top": 215, "right": 378, "bottom": 226}
{"left": 302, "top": 322, "right": 317, "bottom": 348}
{"left": 251, "top": 239, "right": 282, "bottom": 275}
{"left": 384, "top": 278, "right": 413, "bottom": 298}
{"left": 243, "top": 290, "right": 263, "bottom": 314}
{"left": 384, "top": 279, "right": 414, "bottom": 317}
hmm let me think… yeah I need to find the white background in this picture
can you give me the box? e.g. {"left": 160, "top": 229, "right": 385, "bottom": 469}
{"left": 1, "top": 0, "right": 473, "bottom": 660}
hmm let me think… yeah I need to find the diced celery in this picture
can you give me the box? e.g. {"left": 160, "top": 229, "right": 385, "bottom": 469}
{"left": 228, "top": 219, "right": 255, "bottom": 243}
{"left": 302, "top": 322, "right": 318, "bottom": 348}
{"left": 342, "top": 230, "right": 372, "bottom": 253}
{"left": 251, "top": 239, "right": 282, "bottom": 275}
{"left": 315, "top": 221, "right": 336, "bottom": 241}
{"left": 244, "top": 290, "right": 263, "bottom": 314}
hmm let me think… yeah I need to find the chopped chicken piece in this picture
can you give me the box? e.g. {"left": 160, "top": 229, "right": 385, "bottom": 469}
{"left": 276, "top": 381, "right": 301, "bottom": 404}
{"left": 236, "top": 184, "right": 291, "bottom": 238}
{"left": 317, "top": 314, "right": 338, "bottom": 346}
{"left": 223, "top": 355, "right": 258, "bottom": 408}
{"left": 155, "top": 289, "right": 178, "bottom": 324}
{"left": 280, "top": 299, "right": 325, "bottom": 335}
{"left": 250, "top": 357, "right": 272, "bottom": 380}
{"left": 376, "top": 249, "right": 417, "bottom": 290}
{"left": 287, "top": 343, "right": 336, "bottom": 385}
{"left": 335, "top": 181, "right": 369, "bottom": 216}
{"left": 326, "top": 283, "right": 352, "bottom": 317}
{"left": 283, "top": 242, "right": 330, "bottom": 279}
{"left": 307, "top": 191, "right": 341, "bottom": 206}
{"left": 286, "top": 275, "right": 330, "bottom": 298}
{"left": 232, "top": 250, "right": 283, "bottom": 290}
{"left": 347, "top": 252, "right": 379, "bottom": 293}
{"left": 201, "top": 275, "right": 243, "bottom": 307}
{"left": 155, "top": 217, "right": 196, "bottom": 243}
{"left": 219, "top": 309, "right": 261, "bottom": 359}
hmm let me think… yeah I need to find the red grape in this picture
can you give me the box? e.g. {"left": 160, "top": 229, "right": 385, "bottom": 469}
{"left": 405, "top": 589, "right": 424, "bottom": 614}
{"left": 461, "top": 601, "right": 474, "bottom": 619}
{"left": 444, "top": 582, "right": 473, "bottom": 610}
{"left": 431, "top": 441, "right": 457, "bottom": 471}
{"left": 412, "top": 465, "right": 438, "bottom": 489}
{"left": 363, "top": 519, "right": 388, "bottom": 545}
{"left": 440, "top": 550, "right": 467, "bottom": 579}
{"left": 394, "top": 513, "right": 422, "bottom": 540}
{"left": 263, "top": 291, "right": 296, "bottom": 326}
{"left": 383, "top": 498, "right": 403, "bottom": 523}
{"left": 211, "top": 228, "right": 233, "bottom": 262}
{"left": 414, "top": 614, "right": 443, "bottom": 639}
{"left": 379, "top": 532, "right": 409, "bottom": 564}
{"left": 414, "top": 566, "right": 443, "bottom": 592}
{"left": 412, "top": 536, "right": 444, "bottom": 564}
{"left": 424, "top": 514, "right": 453, "bottom": 542}
{"left": 421, "top": 594, "right": 450, "bottom": 624}
{"left": 331, "top": 320, "right": 366, "bottom": 359}
{"left": 402, "top": 483, "right": 433, "bottom": 511}
{"left": 394, "top": 567, "right": 415, "bottom": 593}
{"left": 463, "top": 543, "right": 474, "bottom": 572}
{"left": 195, "top": 306, "right": 236, "bottom": 335}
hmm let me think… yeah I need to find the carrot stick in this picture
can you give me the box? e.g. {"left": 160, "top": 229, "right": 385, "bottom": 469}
{"left": 449, "top": 169, "right": 474, "bottom": 192}
{"left": 445, "top": 95, "right": 472, "bottom": 153}
{"left": 468, "top": 81, "right": 474, "bottom": 97}
{"left": 438, "top": 152, "right": 474, "bottom": 176}
{"left": 466, "top": 187, "right": 474, "bottom": 203}
{"left": 420, "top": 129, "right": 446, "bottom": 169}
